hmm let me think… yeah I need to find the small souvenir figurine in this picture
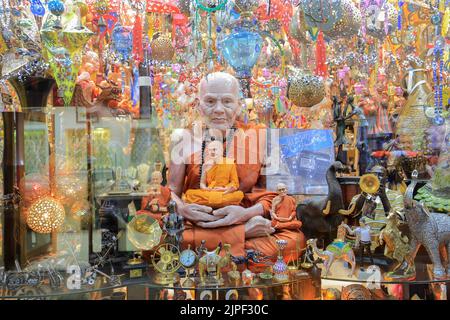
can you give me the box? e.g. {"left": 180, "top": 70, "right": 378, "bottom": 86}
{"left": 270, "top": 183, "right": 302, "bottom": 230}
{"left": 379, "top": 211, "right": 412, "bottom": 279}
{"left": 342, "top": 217, "right": 374, "bottom": 269}
{"left": 333, "top": 96, "right": 354, "bottom": 164}
{"left": 198, "top": 243, "right": 222, "bottom": 285}
{"left": 139, "top": 166, "right": 171, "bottom": 220}
{"left": 217, "top": 244, "right": 237, "bottom": 283}
{"left": 347, "top": 95, "right": 369, "bottom": 174}
{"left": 184, "top": 140, "right": 244, "bottom": 208}
{"left": 162, "top": 201, "right": 184, "bottom": 248}
{"left": 306, "top": 223, "right": 356, "bottom": 277}
{"left": 227, "top": 263, "right": 241, "bottom": 283}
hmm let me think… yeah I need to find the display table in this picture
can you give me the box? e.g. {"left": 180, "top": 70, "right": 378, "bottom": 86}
{"left": 320, "top": 261, "right": 450, "bottom": 300}
{"left": 0, "top": 274, "right": 144, "bottom": 300}
{"left": 142, "top": 269, "right": 317, "bottom": 300}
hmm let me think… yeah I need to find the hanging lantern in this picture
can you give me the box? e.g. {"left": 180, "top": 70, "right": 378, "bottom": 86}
{"left": 323, "top": 0, "right": 362, "bottom": 39}
{"left": 220, "top": 30, "right": 263, "bottom": 97}
{"left": 150, "top": 34, "right": 175, "bottom": 62}
{"left": 48, "top": 0, "right": 65, "bottom": 29}
{"left": 127, "top": 214, "right": 162, "bottom": 250}
{"left": 27, "top": 197, "right": 65, "bottom": 234}
{"left": 219, "top": 30, "right": 263, "bottom": 78}
{"left": 287, "top": 69, "right": 326, "bottom": 108}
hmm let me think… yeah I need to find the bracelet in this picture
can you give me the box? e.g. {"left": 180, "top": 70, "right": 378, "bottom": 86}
{"left": 194, "top": 0, "right": 228, "bottom": 12}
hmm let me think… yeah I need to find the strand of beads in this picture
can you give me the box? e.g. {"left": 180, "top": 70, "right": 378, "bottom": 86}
{"left": 0, "top": 0, "right": 12, "bottom": 31}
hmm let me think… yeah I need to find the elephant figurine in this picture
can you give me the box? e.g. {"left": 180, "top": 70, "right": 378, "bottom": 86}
{"left": 404, "top": 200, "right": 450, "bottom": 279}
{"left": 403, "top": 171, "right": 450, "bottom": 279}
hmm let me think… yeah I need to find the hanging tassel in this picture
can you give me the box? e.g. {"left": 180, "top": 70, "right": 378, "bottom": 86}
{"left": 315, "top": 31, "right": 327, "bottom": 77}
{"left": 133, "top": 14, "right": 143, "bottom": 63}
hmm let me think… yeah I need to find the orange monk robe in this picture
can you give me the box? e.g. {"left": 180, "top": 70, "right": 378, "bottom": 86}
{"left": 271, "top": 196, "right": 303, "bottom": 230}
{"left": 184, "top": 158, "right": 244, "bottom": 209}
{"left": 176, "top": 122, "right": 305, "bottom": 267}
{"left": 137, "top": 186, "right": 171, "bottom": 226}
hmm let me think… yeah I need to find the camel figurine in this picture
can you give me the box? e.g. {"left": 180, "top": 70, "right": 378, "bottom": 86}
{"left": 217, "top": 244, "right": 238, "bottom": 282}
{"left": 306, "top": 237, "right": 356, "bottom": 277}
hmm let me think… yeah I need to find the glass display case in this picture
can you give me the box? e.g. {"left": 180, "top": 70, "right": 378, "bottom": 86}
{"left": 0, "top": 0, "right": 448, "bottom": 302}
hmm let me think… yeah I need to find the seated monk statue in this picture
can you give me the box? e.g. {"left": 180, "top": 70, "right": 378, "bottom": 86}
{"left": 168, "top": 72, "right": 305, "bottom": 267}
{"left": 138, "top": 170, "right": 171, "bottom": 224}
{"left": 270, "top": 183, "right": 302, "bottom": 230}
{"left": 184, "top": 140, "right": 244, "bottom": 208}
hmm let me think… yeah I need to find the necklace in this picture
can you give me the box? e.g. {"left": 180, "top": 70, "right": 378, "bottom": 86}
{"left": 198, "top": 127, "right": 236, "bottom": 187}
{"left": 0, "top": 0, "right": 11, "bottom": 31}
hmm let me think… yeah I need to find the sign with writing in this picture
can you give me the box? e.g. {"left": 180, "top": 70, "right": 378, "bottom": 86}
{"left": 266, "top": 129, "right": 335, "bottom": 195}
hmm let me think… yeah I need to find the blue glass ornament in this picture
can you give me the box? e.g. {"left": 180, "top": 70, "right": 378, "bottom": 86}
{"left": 434, "top": 116, "right": 445, "bottom": 126}
{"left": 30, "top": 0, "right": 45, "bottom": 17}
{"left": 431, "top": 13, "right": 441, "bottom": 25}
{"left": 48, "top": 0, "right": 65, "bottom": 16}
{"left": 220, "top": 31, "right": 263, "bottom": 78}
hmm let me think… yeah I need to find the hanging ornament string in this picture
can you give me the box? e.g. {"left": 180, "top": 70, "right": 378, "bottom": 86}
{"left": 133, "top": 13, "right": 143, "bottom": 63}
{"left": 260, "top": 31, "right": 286, "bottom": 76}
{"left": 195, "top": 0, "right": 228, "bottom": 13}
{"left": 397, "top": 0, "right": 404, "bottom": 30}
{"left": 0, "top": 0, "right": 12, "bottom": 31}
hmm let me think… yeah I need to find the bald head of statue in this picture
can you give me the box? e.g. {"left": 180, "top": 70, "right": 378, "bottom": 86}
{"left": 197, "top": 72, "right": 242, "bottom": 132}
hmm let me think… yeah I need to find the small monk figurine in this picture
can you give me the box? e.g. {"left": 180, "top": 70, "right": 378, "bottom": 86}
{"left": 184, "top": 140, "right": 244, "bottom": 209}
{"left": 138, "top": 169, "right": 171, "bottom": 224}
{"left": 270, "top": 183, "right": 302, "bottom": 230}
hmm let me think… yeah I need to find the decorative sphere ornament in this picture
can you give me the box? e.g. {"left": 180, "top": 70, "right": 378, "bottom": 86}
{"left": 150, "top": 34, "right": 175, "bottom": 62}
{"left": 27, "top": 197, "right": 65, "bottom": 234}
{"left": 48, "top": 0, "right": 65, "bottom": 16}
{"left": 431, "top": 12, "right": 441, "bottom": 25}
{"left": 127, "top": 214, "right": 162, "bottom": 250}
{"left": 287, "top": 69, "right": 326, "bottom": 108}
